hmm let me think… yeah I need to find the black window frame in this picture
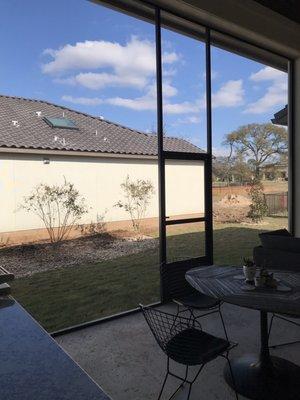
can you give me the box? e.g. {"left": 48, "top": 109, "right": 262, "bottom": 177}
{"left": 53, "top": 0, "right": 293, "bottom": 335}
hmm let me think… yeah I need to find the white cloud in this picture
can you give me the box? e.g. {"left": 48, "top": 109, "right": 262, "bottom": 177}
{"left": 212, "top": 80, "right": 244, "bottom": 108}
{"left": 49, "top": 34, "right": 244, "bottom": 117}
{"left": 102, "top": 79, "right": 244, "bottom": 114}
{"left": 42, "top": 36, "right": 179, "bottom": 91}
{"left": 44, "top": 36, "right": 246, "bottom": 117}
{"left": 249, "top": 66, "right": 286, "bottom": 82}
{"left": 104, "top": 82, "right": 178, "bottom": 113}
{"left": 162, "top": 51, "right": 179, "bottom": 64}
{"left": 164, "top": 101, "right": 201, "bottom": 115}
{"left": 57, "top": 72, "right": 147, "bottom": 90}
{"left": 212, "top": 147, "right": 230, "bottom": 157}
{"left": 163, "top": 82, "right": 178, "bottom": 98}
{"left": 61, "top": 95, "right": 103, "bottom": 106}
{"left": 42, "top": 36, "right": 155, "bottom": 75}
{"left": 106, "top": 95, "right": 156, "bottom": 111}
{"left": 244, "top": 66, "right": 287, "bottom": 114}
{"left": 173, "top": 116, "right": 201, "bottom": 126}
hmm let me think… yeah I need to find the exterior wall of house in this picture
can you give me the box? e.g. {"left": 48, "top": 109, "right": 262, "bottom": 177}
{"left": 0, "top": 152, "right": 205, "bottom": 234}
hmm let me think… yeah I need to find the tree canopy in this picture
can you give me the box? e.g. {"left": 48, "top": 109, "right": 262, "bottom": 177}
{"left": 224, "top": 123, "right": 287, "bottom": 179}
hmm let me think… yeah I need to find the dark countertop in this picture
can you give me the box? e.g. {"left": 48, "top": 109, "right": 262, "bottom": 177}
{"left": 0, "top": 298, "right": 111, "bottom": 400}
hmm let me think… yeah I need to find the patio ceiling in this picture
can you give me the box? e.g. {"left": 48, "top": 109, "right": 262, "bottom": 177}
{"left": 94, "top": 0, "right": 300, "bottom": 63}
{"left": 254, "top": 1, "right": 300, "bottom": 25}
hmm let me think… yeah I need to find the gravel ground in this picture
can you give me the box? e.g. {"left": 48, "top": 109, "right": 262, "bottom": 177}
{"left": 0, "top": 233, "right": 158, "bottom": 278}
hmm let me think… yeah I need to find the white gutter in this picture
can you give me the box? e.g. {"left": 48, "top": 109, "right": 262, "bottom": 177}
{"left": 0, "top": 147, "right": 158, "bottom": 160}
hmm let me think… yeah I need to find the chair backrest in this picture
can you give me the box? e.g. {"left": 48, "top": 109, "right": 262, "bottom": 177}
{"left": 140, "top": 305, "right": 199, "bottom": 355}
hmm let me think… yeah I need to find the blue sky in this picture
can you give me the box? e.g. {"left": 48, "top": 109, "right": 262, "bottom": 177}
{"left": 0, "top": 0, "right": 287, "bottom": 154}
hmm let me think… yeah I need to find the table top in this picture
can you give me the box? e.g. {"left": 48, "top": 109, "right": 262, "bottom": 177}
{"left": 0, "top": 298, "right": 111, "bottom": 400}
{"left": 186, "top": 265, "right": 300, "bottom": 316}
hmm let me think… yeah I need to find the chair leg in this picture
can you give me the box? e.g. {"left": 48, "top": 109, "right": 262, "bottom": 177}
{"left": 224, "top": 354, "right": 239, "bottom": 400}
{"left": 186, "top": 364, "right": 204, "bottom": 400}
{"left": 270, "top": 339, "right": 300, "bottom": 349}
{"left": 218, "top": 305, "right": 229, "bottom": 342}
{"left": 186, "top": 384, "right": 193, "bottom": 400}
{"left": 159, "top": 359, "right": 188, "bottom": 400}
{"left": 157, "top": 358, "right": 170, "bottom": 400}
{"left": 268, "top": 313, "right": 275, "bottom": 340}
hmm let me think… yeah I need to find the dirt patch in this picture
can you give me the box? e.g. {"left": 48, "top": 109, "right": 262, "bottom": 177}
{"left": 217, "top": 194, "right": 251, "bottom": 207}
{"left": 0, "top": 232, "right": 158, "bottom": 278}
{"left": 213, "top": 194, "right": 250, "bottom": 223}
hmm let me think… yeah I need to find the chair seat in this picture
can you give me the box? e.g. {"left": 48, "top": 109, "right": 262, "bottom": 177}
{"left": 173, "top": 293, "right": 220, "bottom": 310}
{"left": 166, "top": 328, "right": 229, "bottom": 366}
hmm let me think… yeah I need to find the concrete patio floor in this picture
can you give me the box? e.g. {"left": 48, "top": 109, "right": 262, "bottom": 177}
{"left": 56, "top": 303, "right": 300, "bottom": 400}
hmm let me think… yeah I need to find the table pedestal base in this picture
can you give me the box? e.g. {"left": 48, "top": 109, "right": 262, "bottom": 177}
{"left": 224, "top": 354, "right": 300, "bottom": 400}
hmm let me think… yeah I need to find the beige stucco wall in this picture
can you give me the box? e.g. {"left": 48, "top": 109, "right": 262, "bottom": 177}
{"left": 0, "top": 152, "right": 204, "bottom": 233}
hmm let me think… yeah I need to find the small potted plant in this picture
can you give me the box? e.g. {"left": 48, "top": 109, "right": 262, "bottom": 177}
{"left": 255, "top": 268, "right": 278, "bottom": 288}
{"left": 243, "top": 258, "right": 256, "bottom": 283}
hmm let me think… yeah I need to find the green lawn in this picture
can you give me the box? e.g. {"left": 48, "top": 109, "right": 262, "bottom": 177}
{"left": 11, "top": 217, "right": 287, "bottom": 332}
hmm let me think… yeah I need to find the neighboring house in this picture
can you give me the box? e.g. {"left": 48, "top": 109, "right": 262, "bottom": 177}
{"left": 261, "top": 161, "right": 288, "bottom": 181}
{"left": 266, "top": 106, "right": 288, "bottom": 180}
{"left": 272, "top": 105, "right": 287, "bottom": 126}
{"left": 0, "top": 95, "right": 205, "bottom": 241}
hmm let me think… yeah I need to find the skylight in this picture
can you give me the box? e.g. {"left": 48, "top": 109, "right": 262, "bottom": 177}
{"left": 44, "top": 117, "right": 78, "bottom": 130}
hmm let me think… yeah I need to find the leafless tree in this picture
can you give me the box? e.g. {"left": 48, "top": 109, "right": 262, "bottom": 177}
{"left": 115, "top": 175, "right": 155, "bottom": 234}
{"left": 20, "top": 179, "right": 88, "bottom": 243}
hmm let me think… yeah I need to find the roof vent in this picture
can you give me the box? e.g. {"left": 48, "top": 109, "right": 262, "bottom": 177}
{"left": 53, "top": 135, "right": 67, "bottom": 146}
{"left": 12, "top": 120, "right": 20, "bottom": 127}
{"left": 36, "top": 111, "right": 42, "bottom": 117}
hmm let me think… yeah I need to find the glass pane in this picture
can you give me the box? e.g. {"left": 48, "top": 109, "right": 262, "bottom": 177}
{"left": 0, "top": 0, "right": 160, "bottom": 332}
{"left": 165, "top": 159, "right": 205, "bottom": 220}
{"left": 166, "top": 222, "right": 205, "bottom": 263}
{"left": 161, "top": 11, "right": 207, "bottom": 153}
{"left": 211, "top": 40, "right": 288, "bottom": 266}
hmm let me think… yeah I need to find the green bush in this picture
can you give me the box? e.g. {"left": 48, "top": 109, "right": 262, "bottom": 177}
{"left": 247, "top": 180, "right": 268, "bottom": 222}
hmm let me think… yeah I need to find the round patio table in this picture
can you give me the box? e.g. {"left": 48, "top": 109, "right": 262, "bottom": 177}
{"left": 185, "top": 265, "right": 300, "bottom": 400}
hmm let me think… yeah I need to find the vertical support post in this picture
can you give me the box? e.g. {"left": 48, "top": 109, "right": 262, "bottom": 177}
{"left": 205, "top": 28, "right": 213, "bottom": 264}
{"left": 260, "top": 311, "right": 271, "bottom": 367}
{"left": 155, "top": 7, "right": 167, "bottom": 301}
{"left": 288, "top": 60, "right": 295, "bottom": 235}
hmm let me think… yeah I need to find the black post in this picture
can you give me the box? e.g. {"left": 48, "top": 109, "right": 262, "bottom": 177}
{"left": 288, "top": 60, "right": 295, "bottom": 235}
{"left": 155, "top": 7, "right": 167, "bottom": 301}
{"left": 205, "top": 28, "right": 213, "bottom": 264}
{"left": 260, "top": 311, "right": 271, "bottom": 367}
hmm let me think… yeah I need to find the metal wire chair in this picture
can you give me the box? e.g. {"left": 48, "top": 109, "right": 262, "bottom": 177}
{"left": 268, "top": 313, "right": 300, "bottom": 349}
{"left": 140, "top": 305, "right": 238, "bottom": 400}
{"left": 173, "top": 292, "right": 229, "bottom": 341}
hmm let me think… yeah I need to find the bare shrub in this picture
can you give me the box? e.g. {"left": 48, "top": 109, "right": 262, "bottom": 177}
{"left": 20, "top": 179, "right": 88, "bottom": 243}
{"left": 77, "top": 212, "right": 107, "bottom": 236}
{"left": 115, "top": 175, "right": 155, "bottom": 234}
{"left": 0, "top": 236, "right": 10, "bottom": 248}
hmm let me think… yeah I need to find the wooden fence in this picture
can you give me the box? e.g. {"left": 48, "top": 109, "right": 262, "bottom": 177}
{"left": 264, "top": 192, "right": 288, "bottom": 216}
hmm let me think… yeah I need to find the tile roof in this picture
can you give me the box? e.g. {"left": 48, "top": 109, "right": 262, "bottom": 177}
{"left": 271, "top": 105, "right": 287, "bottom": 126}
{"left": 0, "top": 95, "right": 202, "bottom": 157}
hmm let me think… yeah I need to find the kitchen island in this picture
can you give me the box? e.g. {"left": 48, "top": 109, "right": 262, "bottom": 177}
{"left": 0, "top": 298, "right": 111, "bottom": 400}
